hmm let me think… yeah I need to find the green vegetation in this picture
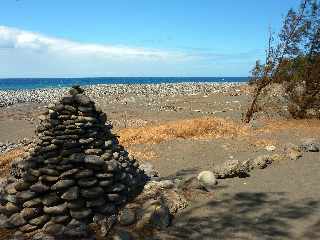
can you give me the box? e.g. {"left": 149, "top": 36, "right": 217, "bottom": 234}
{"left": 245, "top": 0, "right": 320, "bottom": 122}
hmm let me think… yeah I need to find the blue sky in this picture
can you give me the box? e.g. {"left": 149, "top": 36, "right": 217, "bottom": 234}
{"left": 0, "top": 0, "right": 301, "bottom": 77}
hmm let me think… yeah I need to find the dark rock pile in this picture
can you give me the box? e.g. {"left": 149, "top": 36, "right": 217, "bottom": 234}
{"left": 0, "top": 86, "right": 145, "bottom": 238}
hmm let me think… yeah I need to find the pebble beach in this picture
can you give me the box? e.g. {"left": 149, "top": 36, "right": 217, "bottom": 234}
{"left": 1, "top": 82, "right": 319, "bottom": 240}
{"left": 0, "top": 82, "right": 245, "bottom": 108}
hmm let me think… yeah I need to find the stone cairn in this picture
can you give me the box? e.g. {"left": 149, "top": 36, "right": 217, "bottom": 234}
{"left": 0, "top": 86, "right": 146, "bottom": 238}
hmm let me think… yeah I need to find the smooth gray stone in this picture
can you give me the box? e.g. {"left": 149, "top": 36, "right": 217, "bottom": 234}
{"left": 61, "top": 186, "right": 79, "bottom": 201}
{"left": 84, "top": 116, "right": 96, "bottom": 122}
{"left": 44, "top": 157, "right": 60, "bottom": 164}
{"left": 39, "top": 168, "right": 59, "bottom": 176}
{"left": 84, "top": 148, "right": 103, "bottom": 155}
{"left": 23, "top": 174, "right": 38, "bottom": 183}
{"left": 113, "top": 152, "right": 120, "bottom": 159}
{"left": 74, "top": 169, "right": 94, "bottom": 179}
{"left": 65, "top": 129, "right": 83, "bottom": 135}
{"left": 63, "top": 120, "right": 76, "bottom": 126}
{"left": 74, "top": 94, "right": 91, "bottom": 106}
{"left": 118, "top": 208, "right": 137, "bottom": 226}
{"left": 78, "top": 106, "right": 93, "bottom": 112}
{"left": 86, "top": 198, "right": 106, "bottom": 207}
{"left": 28, "top": 169, "right": 41, "bottom": 177}
{"left": 104, "top": 140, "right": 113, "bottom": 148}
{"left": 110, "top": 184, "right": 126, "bottom": 193}
{"left": 9, "top": 213, "right": 26, "bottom": 227}
{"left": 54, "top": 104, "right": 64, "bottom": 112}
{"left": 84, "top": 155, "right": 105, "bottom": 165}
{"left": 43, "top": 222, "right": 65, "bottom": 235}
{"left": 96, "top": 173, "right": 114, "bottom": 179}
{"left": 30, "top": 182, "right": 50, "bottom": 193}
{"left": 42, "top": 193, "right": 60, "bottom": 207}
{"left": 16, "top": 190, "right": 36, "bottom": 201}
{"left": 99, "top": 180, "right": 113, "bottom": 187}
{"left": 41, "top": 144, "right": 58, "bottom": 152}
{"left": 67, "top": 199, "right": 85, "bottom": 209}
{"left": 106, "top": 160, "right": 119, "bottom": 172}
{"left": 40, "top": 175, "right": 59, "bottom": 183}
{"left": 70, "top": 209, "right": 92, "bottom": 220}
{"left": 59, "top": 168, "right": 79, "bottom": 179}
{"left": 112, "top": 230, "right": 134, "bottom": 240}
{"left": 4, "top": 202, "right": 19, "bottom": 215}
{"left": 55, "top": 164, "right": 74, "bottom": 171}
{"left": 107, "top": 193, "right": 121, "bottom": 202}
{"left": 79, "top": 138, "right": 94, "bottom": 144}
{"left": 69, "top": 153, "right": 85, "bottom": 163}
{"left": 44, "top": 202, "right": 68, "bottom": 215}
{"left": 63, "top": 141, "right": 81, "bottom": 149}
{"left": 70, "top": 85, "right": 84, "bottom": 95}
{"left": 5, "top": 183, "right": 17, "bottom": 195}
{"left": 61, "top": 147, "right": 81, "bottom": 156}
{"left": 29, "top": 214, "right": 50, "bottom": 226}
{"left": 23, "top": 198, "right": 42, "bottom": 208}
{"left": 101, "top": 152, "right": 112, "bottom": 160}
{"left": 78, "top": 178, "right": 98, "bottom": 187}
{"left": 51, "top": 180, "right": 75, "bottom": 191}
{"left": 15, "top": 181, "right": 31, "bottom": 191}
{"left": 80, "top": 187, "right": 104, "bottom": 198}
{"left": 21, "top": 207, "right": 41, "bottom": 220}
{"left": 64, "top": 105, "right": 77, "bottom": 112}
{"left": 51, "top": 215, "right": 71, "bottom": 224}
{"left": 20, "top": 223, "right": 39, "bottom": 233}
{"left": 97, "top": 204, "right": 116, "bottom": 215}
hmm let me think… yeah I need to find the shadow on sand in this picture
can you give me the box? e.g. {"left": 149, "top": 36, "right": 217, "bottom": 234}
{"left": 158, "top": 191, "right": 320, "bottom": 240}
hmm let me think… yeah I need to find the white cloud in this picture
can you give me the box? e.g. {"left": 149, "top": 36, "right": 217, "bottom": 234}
{"left": 0, "top": 25, "right": 256, "bottom": 77}
{"left": 0, "top": 26, "right": 186, "bottom": 60}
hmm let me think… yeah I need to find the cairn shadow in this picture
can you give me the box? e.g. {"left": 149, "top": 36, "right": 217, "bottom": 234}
{"left": 159, "top": 191, "right": 320, "bottom": 240}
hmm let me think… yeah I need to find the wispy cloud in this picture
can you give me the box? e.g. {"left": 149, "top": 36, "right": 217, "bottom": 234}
{"left": 0, "top": 26, "right": 186, "bottom": 60}
{"left": 0, "top": 25, "right": 260, "bottom": 77}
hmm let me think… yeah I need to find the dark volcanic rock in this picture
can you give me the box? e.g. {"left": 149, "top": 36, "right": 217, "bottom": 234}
{"left": 0, "top": 86, "right": 146, "bottom": 238}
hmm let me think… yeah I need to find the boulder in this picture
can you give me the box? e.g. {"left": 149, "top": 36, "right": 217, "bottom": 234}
{"left": 285, "top": 144, "right": 303, "bottom": 160}
{"left": 197, "top": 171, "right": 218, "bottom": 191}
{"left": 213, "top": 160, "right": 251, "bottom": 179}
{"left": 136, "top": 200, "right": 170, "bottom": 230}
{"left": 300, "top": 138, "right": 320, "bottom": 152}
{"left": 252, "top": 155, "right": 273, "bottom": 169}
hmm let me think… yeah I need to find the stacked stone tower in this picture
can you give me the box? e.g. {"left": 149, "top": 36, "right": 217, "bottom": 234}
{"left": 0, "top": 86, "right": 145, "bottom": 237}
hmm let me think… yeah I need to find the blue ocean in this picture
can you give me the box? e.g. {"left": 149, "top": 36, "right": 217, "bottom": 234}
{"left": 0, "top": 77, "right": 248, "bottom": 90}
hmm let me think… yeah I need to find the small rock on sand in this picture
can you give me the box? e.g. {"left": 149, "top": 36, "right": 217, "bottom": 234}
{"left": 300, "top": 138, "right": 320, "bottom": 152}
{"left": 197, "top": 171, "right": 217, "bottom": 191}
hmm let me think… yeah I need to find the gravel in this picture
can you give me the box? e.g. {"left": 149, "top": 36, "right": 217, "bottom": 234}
{"left": 0, "top": 138, "right": 30, "bottom": 154}
{"left": 0, "top": 83, "right": 245, "bottom": 108}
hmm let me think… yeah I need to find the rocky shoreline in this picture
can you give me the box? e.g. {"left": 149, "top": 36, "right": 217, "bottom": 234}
{"left": 0, "top": 82, "right": 245, "bottom": 108}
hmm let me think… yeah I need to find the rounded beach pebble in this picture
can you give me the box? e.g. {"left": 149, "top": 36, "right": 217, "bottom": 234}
{"left": 197, "top": 171, "right": 217, "bottom": 191}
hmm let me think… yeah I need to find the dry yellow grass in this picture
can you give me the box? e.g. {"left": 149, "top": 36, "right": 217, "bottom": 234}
{"left": 258, "top": 119, "right": 320, "bottom": 134}
{"left": 118, "top": 116, "right": 249, "bottom": 145}
{"left": 0, "top": 147, "right": 25, "bottom": 176}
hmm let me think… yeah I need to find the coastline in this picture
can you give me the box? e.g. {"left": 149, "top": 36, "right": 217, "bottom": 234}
{"left": 1, "top": 84, "right": 320, "bottom": 240}
{"left": 0, "top": 82, "right": 247, "bottom": 108}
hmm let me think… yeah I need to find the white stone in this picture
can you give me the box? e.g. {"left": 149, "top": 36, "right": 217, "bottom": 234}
{"left": 265, "top": 145, "right": 276, "bottom": 151}
{"left": 197, "top": 171, "right": 217, "bottom": 191}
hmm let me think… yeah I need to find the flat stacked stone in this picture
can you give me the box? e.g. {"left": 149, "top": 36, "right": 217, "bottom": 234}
{"left": 0, "top": 86, "right": 145, "bottom": 237}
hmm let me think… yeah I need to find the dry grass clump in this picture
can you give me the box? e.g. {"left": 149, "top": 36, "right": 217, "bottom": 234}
{"left": 259, "top": 119, "right": 320, "bottom": 134}
{"left": 0, "top": 147, "right": 25, "bottom": 176}
{"left": 118, "top": 117, "right": 249, "bottom": 145}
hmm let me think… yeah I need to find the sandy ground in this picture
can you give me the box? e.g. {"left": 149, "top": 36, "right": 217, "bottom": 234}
{"left": 0, "top": 87, "right": 320, "bottom": 239}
